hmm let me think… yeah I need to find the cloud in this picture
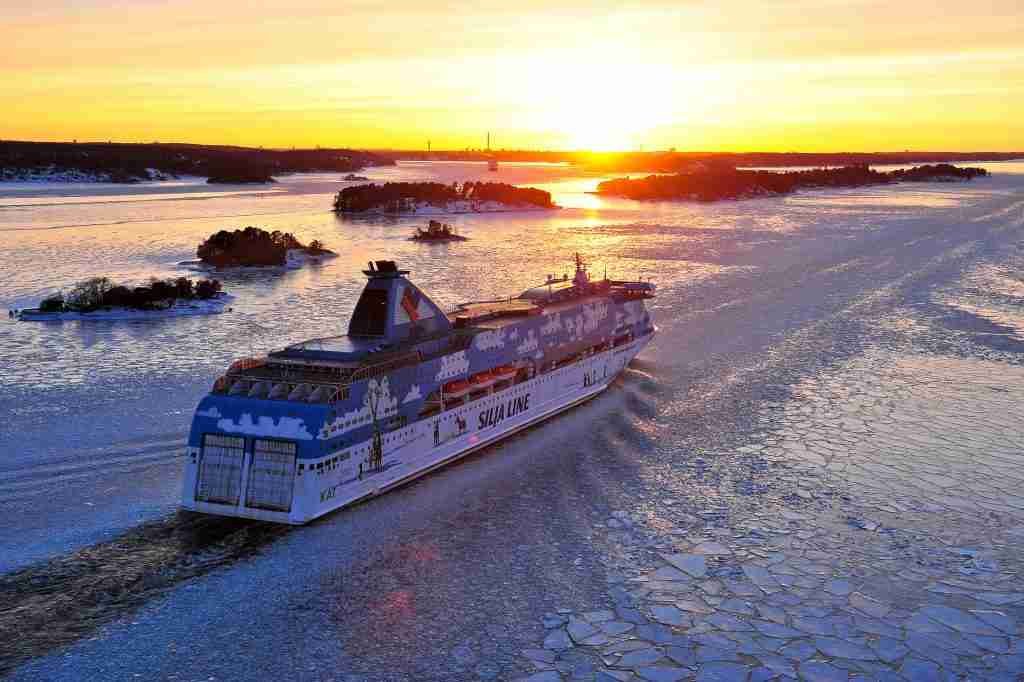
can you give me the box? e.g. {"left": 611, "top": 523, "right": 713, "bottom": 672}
{"left": 403, "top": 384, "right": 423, "bottom": 404}
{"left": 217, "top": 414, "right": 314, "bottom": 440}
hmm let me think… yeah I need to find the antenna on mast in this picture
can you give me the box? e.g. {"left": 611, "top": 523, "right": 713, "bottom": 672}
{"left": 486, "top": 131, "right": 491, "bottom": 152}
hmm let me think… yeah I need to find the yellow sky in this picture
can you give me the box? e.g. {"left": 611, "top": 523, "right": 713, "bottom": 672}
{"left": 2, "top": 1, "right": 1022, "bottom": 151}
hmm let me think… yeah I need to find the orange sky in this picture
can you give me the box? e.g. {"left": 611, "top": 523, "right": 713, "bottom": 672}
{"left": 2, "top": 1, "right": 1022, "bottom": 151}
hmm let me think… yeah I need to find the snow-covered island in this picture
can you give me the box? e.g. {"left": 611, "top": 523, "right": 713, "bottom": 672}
{"left": 195, "top": 226, "right": 337, "bottom": 269}
{"left": 333, "top": 181, "right": 557, "bottom": 214}
{"left": 596, "top": 164, "right": 989, "bottom": 203}
{"left": 0, "top": 166, "right": 177, "bottom": 184}
{"left": 16, "top": 276, "right": 232, "bottom": 321}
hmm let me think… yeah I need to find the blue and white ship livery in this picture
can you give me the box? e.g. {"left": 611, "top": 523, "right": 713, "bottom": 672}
{"left": 182, "top": 256, "right": 656, "bottom": 524}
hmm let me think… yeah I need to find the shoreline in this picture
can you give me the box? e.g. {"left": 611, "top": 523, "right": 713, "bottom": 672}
{"left": 337, "top": 201, "right": 559, "bottom": 216}
{"left": 16, "top": 293, "right": 234, "bottom": 321}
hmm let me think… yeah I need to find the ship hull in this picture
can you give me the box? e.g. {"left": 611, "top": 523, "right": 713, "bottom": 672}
{"left": 181, "top": 331, "right": 653, "bottom": 524}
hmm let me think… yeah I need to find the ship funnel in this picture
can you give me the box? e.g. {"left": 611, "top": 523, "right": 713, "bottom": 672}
{"left": 348, "top": 262, "right": 451, "bottom": 343}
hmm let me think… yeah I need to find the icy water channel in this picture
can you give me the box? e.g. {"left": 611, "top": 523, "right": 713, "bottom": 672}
{"left": 1, "top": 161, "right": 1024, "bottom": 680}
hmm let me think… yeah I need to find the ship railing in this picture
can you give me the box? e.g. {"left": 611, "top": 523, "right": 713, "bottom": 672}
{"left": 447, "top": 296, "right": 520, "bottom": 313}
{"left": 212, "top": 374, "right": 352, "bottom": 404}
{"left": 348, "top": 350, "right": 422, "bottom": 383}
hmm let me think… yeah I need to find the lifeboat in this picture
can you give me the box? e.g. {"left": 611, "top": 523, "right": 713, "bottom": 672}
{"left": 471, "top": 370, "right": 498, "bottom": 389}
{"left": 229, "top": 379, "right": 251, "bottom": 396}
{"left": 444, "top": 380, "right": 472, "bottom": 399}
{"left": 307, "top": 385, "right": 332, "bottom": 403}
{"left": 288, "top": 383, "right": 312, "bottom": 401}
{"left": 492, "top": 365, "right": 517, "bottom": 382}
{"left": 247, "top": 381, "right": 269, "bottom": 398}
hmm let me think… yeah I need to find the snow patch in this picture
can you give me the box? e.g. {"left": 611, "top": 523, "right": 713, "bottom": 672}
{"left": 285, "top": 248, "right": 337, "bottom": 269}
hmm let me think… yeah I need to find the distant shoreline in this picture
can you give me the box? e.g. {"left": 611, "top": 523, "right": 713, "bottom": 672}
{"left": 0, "top": 141, "right": 394, "bottom": 185}
{"left": 3, "top": 141, "right": 1021, "bottom": 184}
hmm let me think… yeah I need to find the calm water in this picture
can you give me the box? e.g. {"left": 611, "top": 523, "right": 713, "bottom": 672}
{"left": 3, "top": 160, "right": 1024, "bottom": 680}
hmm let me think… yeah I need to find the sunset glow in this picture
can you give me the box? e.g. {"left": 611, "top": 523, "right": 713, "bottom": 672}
{"left": 2, "top": 1, "right": 1022, "bottom": 151}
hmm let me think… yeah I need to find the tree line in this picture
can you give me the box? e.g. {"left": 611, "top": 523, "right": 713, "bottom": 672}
{"left": 333, "top": 181, "right": 555, "bottom": 213}
{"left": 196, "top": 226, "right": 332, "bottom": 267}
{"left": 38, "top": 277, "right": 223, "bottom": 313}
{"left": 596, "top": 165, "right": 988, "bottom": 202}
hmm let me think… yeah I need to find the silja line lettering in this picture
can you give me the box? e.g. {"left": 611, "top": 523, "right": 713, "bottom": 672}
{"left": 478, "top": 393, "right": 531, "bottom": 430}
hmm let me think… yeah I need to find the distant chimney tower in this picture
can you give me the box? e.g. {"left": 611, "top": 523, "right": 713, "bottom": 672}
{"left": 486, "top": 132, "right": 491, "bottom": 152}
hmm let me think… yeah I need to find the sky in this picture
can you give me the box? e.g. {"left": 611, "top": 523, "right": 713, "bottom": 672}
{"left": 1, "top": 0, "right": 1022, "bottom": 151}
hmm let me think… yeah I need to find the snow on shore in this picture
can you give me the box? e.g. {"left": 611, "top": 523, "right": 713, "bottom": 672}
{"left": 284, "top": 249, "right": 338, "bottom": 269}
{"left": 0, "top": 166, "right": 178, "bottom": 184}
{"left": 16, "top": 293, "right": 234, "bottom": 322}
{"left": 351, "top": 200, "right": 557, "bottom": 216}
{"left": 181, "top": 249, "right": 337, "bottom": 273}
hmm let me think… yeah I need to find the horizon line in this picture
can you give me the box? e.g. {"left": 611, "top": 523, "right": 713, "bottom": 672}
{"left": 2, "top": 139, "right": 1024, "bottom": 158}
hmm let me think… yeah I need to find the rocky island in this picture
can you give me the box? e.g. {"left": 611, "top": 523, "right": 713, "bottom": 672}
{"left": 596, "top": 164, "right": 989, "bottom": 202}
{"left": 195, "top": 226, "right": 336, "bottom": 268}
{"left": 17, "top": 276, "right": 230, "bottom": 321}
{"left": 205, "top": 168, "right": 276, "bottom": 184}
{"left": 0, "top": 141, "right": 394, "bottom": 184}
{"left": 333, "top": 181, "right": 556, "bottom": 214}
{"left": 888, "top": 163, "right": 989, "bottom": 182}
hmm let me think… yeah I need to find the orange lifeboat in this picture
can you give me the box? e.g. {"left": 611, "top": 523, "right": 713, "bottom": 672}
{"left": 471, "top": 370, "right": 498, "bottom": 389}
{"left": 493, "top": 364, "right": 517, "bottom": 382}
{"left": 444, "top": 379, "right": 472, "bottom": 399}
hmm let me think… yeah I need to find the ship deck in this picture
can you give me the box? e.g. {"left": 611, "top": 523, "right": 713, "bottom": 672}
{"left": 451, "top": 293, "right": 608, "bottom": 329}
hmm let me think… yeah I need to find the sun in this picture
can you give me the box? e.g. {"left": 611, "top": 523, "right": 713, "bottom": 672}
{"left": 562, "top": 111, "right": 642, "bottom": 152}
{"left": 530, "top": 57, "right": 678, "bottom": 151}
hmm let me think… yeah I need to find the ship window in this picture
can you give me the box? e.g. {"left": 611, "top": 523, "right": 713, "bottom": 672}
{"left": 196, "top": 434, "right": 245, "bottom": 505}
{"left": 349, "top": 288, "right": 389, "bottom": 337}
{"left": 246, "top": 439, "right": 297, "bottom": 512}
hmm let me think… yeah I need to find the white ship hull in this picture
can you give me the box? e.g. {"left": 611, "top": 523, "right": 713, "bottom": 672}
{"left": 181, "top": 331, "right": 653, "bottom": 524}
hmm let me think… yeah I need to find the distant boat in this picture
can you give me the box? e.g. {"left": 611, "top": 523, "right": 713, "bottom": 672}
{"left": 487, "top": 157, "right": 498, "bottom": 172}
{"left": 410, "top": 220, "right": 468, "bottom": 242}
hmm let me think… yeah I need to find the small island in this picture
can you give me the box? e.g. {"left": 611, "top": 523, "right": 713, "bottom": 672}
{"left": 888, "top": 163, "right": 989, "bottom": 182}
{"left": 409, "top": 220, "right": 468, "bottom": 242}
{"left": 196, "top": 226, "right": 337, "bottom": 268}
{"left": 17, "top": 276, "right": 231, "bottom": 321}
{"left": 595, "top": 164, "right": 989, "bottom": 203}
{"left": 206, "top": 168, "right": 276, "bottom": 184}
{"left": 333, "top": 181, "right": 556, "bottom": 214}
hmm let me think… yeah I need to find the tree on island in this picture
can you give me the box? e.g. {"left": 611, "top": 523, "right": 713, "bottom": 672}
{"left": 333, "top": 181, "right": 555, "bottom": 213}
{"left": 196, "top": 226, "right": 335, "bottom": 267}
{"left": 595, "top": 164, "right": 988, "bottom": 203}
{"left": 37, "top": 276, "right": 222, "bottom": 313}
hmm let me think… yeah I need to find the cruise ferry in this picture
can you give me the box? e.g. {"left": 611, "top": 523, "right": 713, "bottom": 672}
{"left": 181, "top": 256, "right": 656, "bottom": 524}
